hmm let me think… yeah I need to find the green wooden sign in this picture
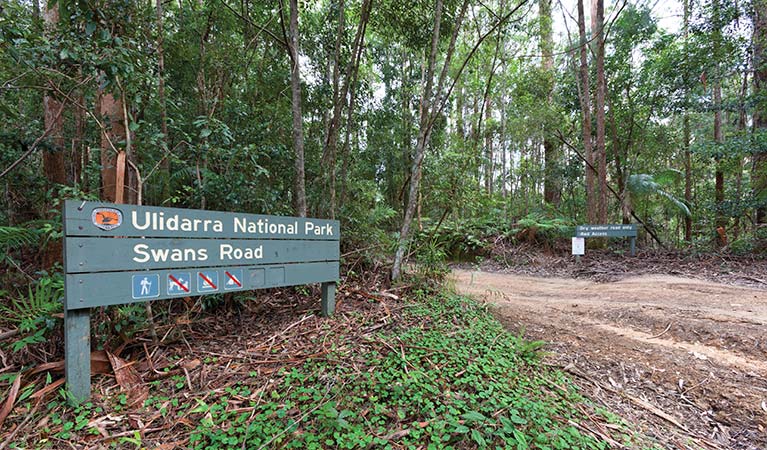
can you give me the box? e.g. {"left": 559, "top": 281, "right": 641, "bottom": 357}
{"left": 574, "top": 224, "right": 638, "bottom": 257}
{"left": 63, "top": 200, "right": 340, "bottom": 402}
{"left": 575, "top": 224, "right": 637, "bottom": 238}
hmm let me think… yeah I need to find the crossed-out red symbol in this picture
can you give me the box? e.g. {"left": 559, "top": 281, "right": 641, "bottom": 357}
{"left": 199, "top": 272, "right": 217, "bottom": 289}
{"left": 225, "top": 271, "right": 242, "bottom": 287}
{"left": 168, "top": 274, "right": 189, "bottom": 292}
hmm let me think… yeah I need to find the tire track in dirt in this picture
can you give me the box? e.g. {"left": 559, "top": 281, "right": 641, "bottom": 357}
{"left": 452, "top": 269, "right": 767, "bottom": 449}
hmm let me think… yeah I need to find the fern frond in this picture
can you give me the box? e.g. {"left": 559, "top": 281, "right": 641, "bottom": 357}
{"left": 0, "top": 226, "right": 39, "bottom": 250}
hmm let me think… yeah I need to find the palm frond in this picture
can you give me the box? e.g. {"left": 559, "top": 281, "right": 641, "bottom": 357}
{"left": 627, "top": 173, "right": 691, "bottom": 217}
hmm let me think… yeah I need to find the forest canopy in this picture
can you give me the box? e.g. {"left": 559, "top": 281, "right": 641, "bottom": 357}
{"left": 1, "top": 0, "right": 766, "bottom": 276}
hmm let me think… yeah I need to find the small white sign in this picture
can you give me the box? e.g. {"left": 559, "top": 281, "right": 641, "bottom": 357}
{"left": 572, "top": 237, "right": 585, "bottom": 255}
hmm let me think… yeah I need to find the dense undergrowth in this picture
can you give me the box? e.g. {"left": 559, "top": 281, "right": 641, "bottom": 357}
{"left": 414, "top": 214, "right": 767, "bottom": 263}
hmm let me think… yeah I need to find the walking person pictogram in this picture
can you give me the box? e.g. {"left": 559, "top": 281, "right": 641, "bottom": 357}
{"left": 140, "top": 277, "right": 152, "bottom": 295}
{"left": 132, "top": 274, "right": 160, "bottom": 299}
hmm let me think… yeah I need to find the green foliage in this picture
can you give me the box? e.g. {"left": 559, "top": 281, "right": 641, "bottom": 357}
{"left": 414, "top": 215, "right": 512, "bottom": 263}
{"left": 513, "top": 213, "right": 572, "bottom": 245}
{"left": 185, "top": 293, "right": 625, "bottom": 449}
{"left": 0, "top": 274, "right": 63, "bottom": 352}
{"left": 413, "top": 237, "right": 449, "bottom": 281}
{"left": 0, "top": 225, "right": 40, "bottom": 263}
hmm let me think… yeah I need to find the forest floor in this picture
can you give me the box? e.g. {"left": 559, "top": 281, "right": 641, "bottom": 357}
{"left": 452, "top": 250, "right": 767, "bottom": 450}
{"left": 0, "top": 267, "right": 637, "bottom": 449}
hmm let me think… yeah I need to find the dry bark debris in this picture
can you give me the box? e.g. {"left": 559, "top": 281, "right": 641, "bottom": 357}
{"left": 107, "top": 351, "right": 149, "bottom": 408}
{"left": 472, "top": 242, "right": 767, "bottom": 288}
{"left": 453, "top": 268, "right": 767, "bottom": 450}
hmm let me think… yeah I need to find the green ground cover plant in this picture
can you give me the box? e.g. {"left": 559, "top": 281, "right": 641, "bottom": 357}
{"left": 182, "top": 292, "right": 632, "bottom": 449}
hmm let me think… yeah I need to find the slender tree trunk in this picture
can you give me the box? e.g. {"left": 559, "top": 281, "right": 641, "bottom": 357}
{"left": 338, "top": 0, "right": 372, "bottom": 209}
{"left": 43, "top": 2, "right": 66, "bottom": 188}
{"left": 684, "top": 115, "right": 692, "bottom": 240}
{"left": 540, "top": 0, "right": 559, "bottom": 206}
{"left": 714, "top": 83, "right": 725, "bottom": 244}
{"left": 754, "top": 0, "right": 767, "bottom": 225}
{"left": 401, "top": 53, "right": 412, "bottom": 214}
{"left": 501, "top": 91, "right": 508, "bottom": 199}
{"left": 456, "top": 78, "right": 464, "bottom": 139}
{"left": 683, "top": 0, "right": 693, "bottom": 241}
{"left": 577, "top": 0, "right": 595, "bottom": 222}
{"left": 608, "top": 97, "right": 629, "bottom": 223}
{"left": 82, "top": 146, "right": 90, "bottom": 194}
{"left": 287, "top": 0, "right": 307, "bottom": 217}
{"left": 473, "top": 95, "right": 481, "bottom": 187}
{"left": 734, "top": 68, "right": 749, "bottom": 239}
{"left": 713, "top": 0, "right": 726, "bottom": 245}
{"left": 72, "top": 91, "right": 85, "bottom": 186}
{"left": 325, "top": 0, "right": 373, "bottom": 217}
{"left": 592, "top": 0, "right": 607, "bottom": 223}
{"left": 392, "top": 0, "right": 444, "bottom": 281}
{"left": 120, "top": 87, "right": 138, "bottom": 205}
{"left": 41, "top": 0, "right": 66, "bottom": 269}
{"left": 323, "top": 0, "right": 345, "bottom": 219}
{"left": 484, "top": 96, "right": 493, "bottom": 194}
{"left": 157, "top": 0, "right": 170, "bottom": 201}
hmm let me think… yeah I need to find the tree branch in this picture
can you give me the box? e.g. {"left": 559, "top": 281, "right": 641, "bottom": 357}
{"left": 428, "top": 0, "right": 533, "bottom": 132}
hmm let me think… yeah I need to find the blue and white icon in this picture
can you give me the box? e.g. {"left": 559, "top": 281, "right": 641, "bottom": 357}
{"left": 224, "top": 269, "right": 244, "bottom": 290}
{"left": 167, "top": 272, "right": 192, "bottom": 296}
{"left": 197, "top": 270, "right": 219, "bottom": 293}
{"left": 132, "top": 274, "right": 160, "bottom": 299}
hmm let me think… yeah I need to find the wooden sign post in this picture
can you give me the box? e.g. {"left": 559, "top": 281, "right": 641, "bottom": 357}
{"left": 63, "top": 200, "right": 340, "bottom": 402}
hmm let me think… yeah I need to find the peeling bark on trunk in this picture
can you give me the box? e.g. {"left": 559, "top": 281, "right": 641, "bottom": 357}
{"left": 99, "top": 92, "right": 127, "bottom": 203}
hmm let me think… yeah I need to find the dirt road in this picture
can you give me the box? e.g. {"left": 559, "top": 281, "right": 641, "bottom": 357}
{"left": 452, "top": 269, "right": 767, "bottom": 449}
